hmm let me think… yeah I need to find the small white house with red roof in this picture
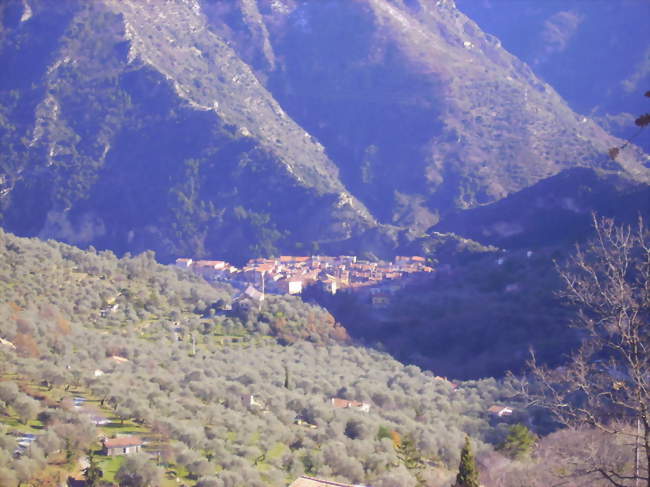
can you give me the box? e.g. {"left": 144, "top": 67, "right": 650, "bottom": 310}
{"left": 488, "top": 405, "right": 514, "bottom": 417}
{"left": 331, "top": 397, "right": 371, "bottom": 413}
{"left": 102, "top": 436, "right": 143, "bottom": 456}
{"left": 175, "top": 258, "right": 193, "bottom": 268}
{"left": 289, "top": 475, "right": 358, "bottom": 487}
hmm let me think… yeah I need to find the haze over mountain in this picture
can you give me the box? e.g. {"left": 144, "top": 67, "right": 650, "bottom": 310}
{"left": 0, "top": 0, "right": 648, "bottom": 263}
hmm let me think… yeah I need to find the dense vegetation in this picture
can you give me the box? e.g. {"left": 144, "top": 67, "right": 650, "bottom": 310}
{"left": 308, "top": 245, "right": 576, "bottom": 379}
{"left": 433, "top": 167, "right": 650, "bottom": 251}
{"left": 0, "top": 229, "right": 529, "bottom": 486}
{"left": 0, "top": 229, "right": 644, "bottom": 486}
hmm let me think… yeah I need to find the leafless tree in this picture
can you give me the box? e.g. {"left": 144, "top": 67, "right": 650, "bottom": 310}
{"left": 529, "top": 215, "right": 649, "bottom": 486}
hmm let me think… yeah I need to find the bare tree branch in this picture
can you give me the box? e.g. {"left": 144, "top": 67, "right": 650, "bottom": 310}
{"left": 528, "top": 215, "right": 650, "bottom": 487}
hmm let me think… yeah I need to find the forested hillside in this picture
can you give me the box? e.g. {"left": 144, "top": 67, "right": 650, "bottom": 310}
{"left": 0, "top": 0, "right": 648, "bottom": 484}
{"left": 0, "top": 230, "right": 640, "bottom": 486}
{"left": 308, "top": 246, "right": 576, "bottom": 380}
{"left": 0, "top": 230, "right": 532, "bottom": 486}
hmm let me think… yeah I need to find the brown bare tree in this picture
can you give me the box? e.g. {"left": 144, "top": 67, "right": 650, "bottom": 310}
{"left": 529, "top": 215, "right": 649, "bottom": 487}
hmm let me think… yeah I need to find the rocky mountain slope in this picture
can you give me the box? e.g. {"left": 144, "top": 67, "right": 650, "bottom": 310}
{"left": 456, "top": 0, "right": 650, "bottom": 150}
{"left": 0, "top": 0, "right": 648, "bottom": 262}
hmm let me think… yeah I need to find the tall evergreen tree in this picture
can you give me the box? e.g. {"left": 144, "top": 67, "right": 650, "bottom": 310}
{"left": 497, "top": 424, "right": 537, "bottom": 459}
{"left": 283, "top": 364, "right": 290, "bottom": 389}
{"left": 83, "top": 449, "right": 103, "bottom": 487}
{"left": 455, "top": 436, "right": 479, "bottom": 487}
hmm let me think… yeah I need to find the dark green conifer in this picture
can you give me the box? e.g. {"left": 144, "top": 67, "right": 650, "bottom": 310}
{"left": 497, "top": 424, "right": 537, "bottom": 459}
{"left": 83, "top": 449, "right": 103, "bottom": 487}
{"left": 455, "top": 436, "right": 479, "bottom": 487}
{"left": 283, "top": 364, "right": 290, "bottom": 389}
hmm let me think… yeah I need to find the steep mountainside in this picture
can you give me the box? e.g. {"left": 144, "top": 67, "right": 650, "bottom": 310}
{"left": 0, "top": 0, "right": 375, "bottom": 263}
{"left": 433, "top": 167, "right": 650, "bottom": 249}
{"left": 455, "top": 0, "right": 650, "bottom": 150}
{"left": 236, "top": 0, "right": 648, "bottom": 220}
{"left": 0, "top": 0, "right": 647, "bottom": 262}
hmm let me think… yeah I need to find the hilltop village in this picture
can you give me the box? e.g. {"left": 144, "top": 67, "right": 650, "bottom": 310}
{"left": 175, "top": 255, "right": 434, "bottom": 302}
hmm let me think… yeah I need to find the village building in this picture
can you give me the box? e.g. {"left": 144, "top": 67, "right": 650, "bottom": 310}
{"left": 279, "top": 256, "right": 310, "bottom": 265}
{"left": 371, "top": 293, "right": 391, "bottom": 308}
{"left": 395, "top": 255, "right": 419, "bottom": 264}
{"left": 232, "top": 285, "right": 265, "bottom": 313}
{"left": 320, "top": 278, "right": 337, "bottom": 295}
{"left": 331, "top": 397, "right": 371, "bottom": 413}
{"left": 174, "top": 253, "right": 432, "bottom": 297}
{"left": 289, "top": 475, "right": 358, "bottom": 487}
{"left": 102, "top": 436, "right": 143, "bottom": 456}
{"left": 338, "top": 255, "right": 357, "bottom": 264}
{"left": 277, "top": 277, "right": 303, "bottom": 295}
{"left": 194, "top": 260, "right": 226, "bottom": 270}
{"left": 243, "top": 285, "right": 264, "bottom": 302}
{"left": 89, "top": 414, "right": 109, "bottom": 426}
{"left": 241, "top": 266, "right": 267, "bottom": 284}
{"left": 192, "top": 260, "right": 228, "bottom": 280}
{"left": 241, "top": 394, "right": 267, "bottom": 410}
{"left": 175, "top": 258, "right": 193, "bottom": 268}
{"left": 433, "top": 376, "right": 459, "bottom": 390}
{"left": 488, "top": 405, "right": 513, "bottom": 417}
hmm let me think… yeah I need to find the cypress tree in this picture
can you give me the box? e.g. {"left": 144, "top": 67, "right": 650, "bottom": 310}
{"left": 83, "top": 449, "right": 103, "bottom": 487}
{"left": 283, "top": 364, "right": 290, "bottom": 389}
{"left": 455, "top": 436, "right": 479, "bottom": 487}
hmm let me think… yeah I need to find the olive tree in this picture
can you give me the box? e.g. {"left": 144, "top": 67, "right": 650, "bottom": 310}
{"left": 115, "top": 454, "right": 163, "bottom": 487}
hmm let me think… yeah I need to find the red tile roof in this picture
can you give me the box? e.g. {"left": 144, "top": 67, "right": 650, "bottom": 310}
{"left": 103, "top": 436, "right": 143, "bottom": 448}
{"left": 289, "top": 475, "right": 356, "bottom": 487}
{"left": 331, "top": 397, "right": 368, "bottom": 409}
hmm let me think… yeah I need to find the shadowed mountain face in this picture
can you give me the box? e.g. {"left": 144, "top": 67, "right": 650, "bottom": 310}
{"left": 0, "top": 0, "right": 647, "bottom": 262}
{"left": 432, "top": 167, "right": 650, "bottom": 249}
{"left": 455, "top": 0, "right": 650, "bottom": 151}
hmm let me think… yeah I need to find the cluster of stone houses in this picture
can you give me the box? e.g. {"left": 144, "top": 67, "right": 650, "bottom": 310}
{"left": 175, "top": 255, "right": 433, "bottom": 299}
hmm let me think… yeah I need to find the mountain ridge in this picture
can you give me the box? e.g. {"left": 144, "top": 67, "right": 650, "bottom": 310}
{"left": 0, "top": 0, "right": 647, "bottom": 262}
